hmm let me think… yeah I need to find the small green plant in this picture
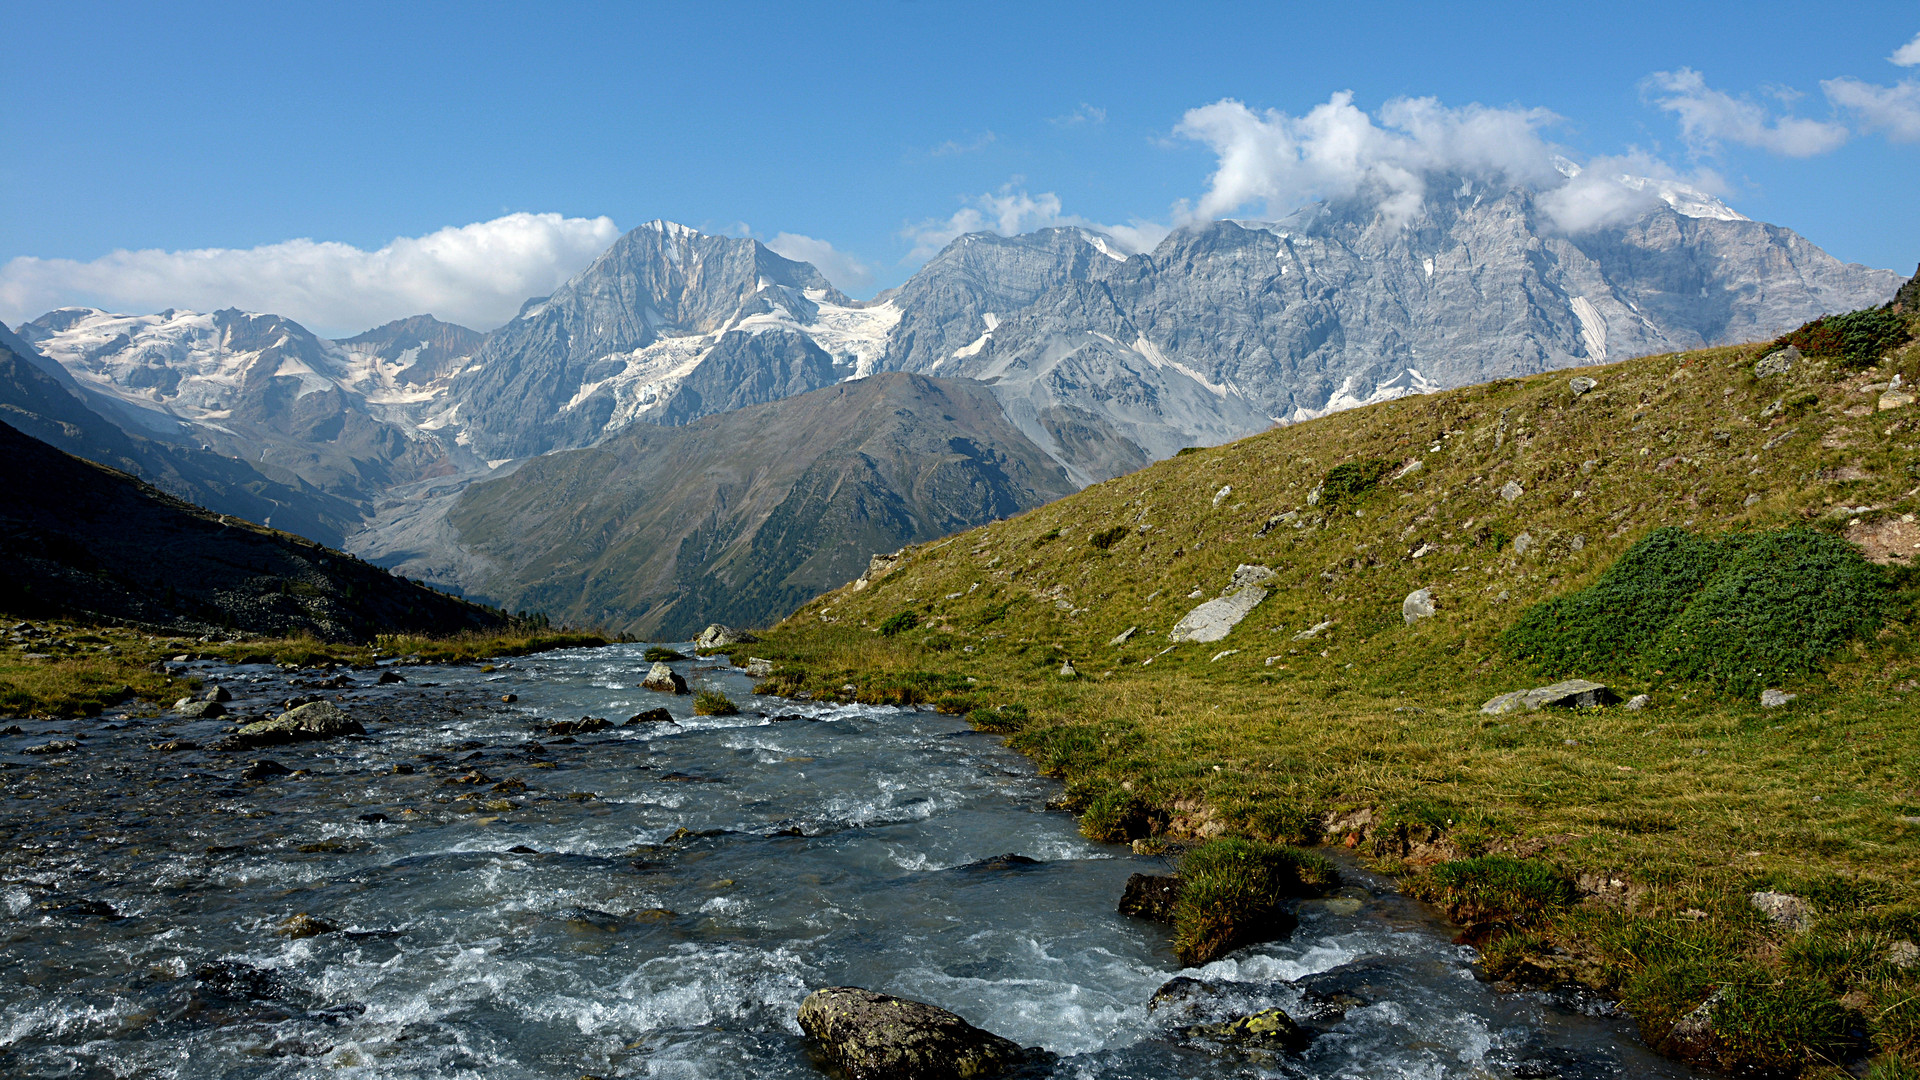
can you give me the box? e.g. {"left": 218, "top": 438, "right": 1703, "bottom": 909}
{"left": 1032, "top": 527, "right": 1062, "bottom": 547}
{"left": 1173, "top": 838, "right": 1339, "bottom": 965}
{"left": 877, "top": 610, "right": 919, "bottom": 637}
{"left": 1319, "top": 458, "right": 1392, "bottom": 512}
{"left": 644, "top": 646, "right": 686, "bottom": 662}
{"left": 1778, "top": 306, "right": 1914, "bottom": 370}
{"left": 1080, "top": 788, "right": 1155, "bottom": 842}
{"left": 1414, "top": 855, "right": 1575, "bottom": 928}
{"left": 1088, "top": 525, "right": 1131, "bottom": 550}
{"left": 968, "top": 703, "right": 1028, "bottom": 732}
{"left": 692, "top": 689, "right": 739, "bottom": 716}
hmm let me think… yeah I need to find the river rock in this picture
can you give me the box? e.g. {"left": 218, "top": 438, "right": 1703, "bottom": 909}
{"left": 1169, "top": 586, "right": 1270, "bottom": 644}
{"left": 1118, "top": 873, "right": 1182, "bottom": 923}
{"left": 1481, "top": 680, "right": 1620, "bottom": 715}
{"left": 642, "top": 663, "right": 689, "bottom": 694}
{"left": 547, "top": 717, "right": 612, "bottom": 736}
{"left": 1186, "top": 1007, "right": 1310, "bottom": 1055}
{"left": 695, "top": 624, "right": 756, "bottom": 651}
{"left": 797, "top": 986, "right": 1031, "bottom": 1080}
{"left": 222, "top": 701, "right": 364, "bottom": 750}
{"left": 203, "top": 685, "right": 232, "bottom": 702}
{"left": 1750, "top": 890, "right": 1811, "bottom": 931}
{"left": 1760, "top": 688, "right": 1796, "bottom": 708}
{"left": 378, "top": 669, "right": 405, "bottom": 684}
{"left": 279, "top": 912, "right": 339, "bottom": 939}
{"left": 743, "top": 657, "right": 774, "bottom": 677}
{"left": 242, "top": 759, "right": 291, "bottom": 780}
{"left": 625, "top": 708, "right": 674, "bottom": 726}
{"left": 176, "top": 699, "right": 226, "bottom": 719}
{"left": 1754, "top": 345, "right": 1800, "bottom": 378}
{"left": 1402, "top": 588, "right": 1435, "bottom": 625}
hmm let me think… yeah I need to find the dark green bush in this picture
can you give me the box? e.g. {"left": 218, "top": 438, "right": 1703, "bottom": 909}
{"left": 1088, "top": 525, "right": 1131, "bottom": 550}
{"left": 643, "top": 646, "right": 685, "bottom": 662}
{"left": 1778, "top": 306, "right": 1914, "bottom": 370}
{"left": 1319, "top": 459, "right": 1393, "bottom": 511}
{"left": 1173, "top": 838, "right": 1339, "bottom": 965}
{"left": 691, "top": 689, "right": 738, "bottom": 716}
{"left": 877, "top": 610, "right": 919, "bottom": 637}
{"left": 1503, "top": 527, "right": 1888, "bottom": 696}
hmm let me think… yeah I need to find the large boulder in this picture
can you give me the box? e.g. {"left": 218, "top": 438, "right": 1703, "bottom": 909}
{"left": 1169, "top": 586, "right": 1269, "bottom": 643}
{"left": 1481, "top": 679, "right": 1620, "bottom": 715}
{"left": 220, "top": 701, "right": 364, "bottom": 750}
{"left": 641, "top": 662, "right": 689, "bottom": 694}
{"left": 797, "top": 986, "right": 1032, "bottom": 1080}
{"left": 695, "top": 624, "right": 756, "bottom": 651}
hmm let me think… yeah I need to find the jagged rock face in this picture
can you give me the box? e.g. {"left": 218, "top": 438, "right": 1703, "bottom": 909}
{"left": 20, "top": 307, "right": 477, "bottom": 516}
{"left": 334, "top": 314, "right": 484, "bottom": 388}
{"left": 441, "top": 373, "right": 1077, "bottom": 639}
{"left": 448, "top": 221, "right": 865, "bottom": 458}
{"left": 887, "top": 183, "right": 1900, "bottom": 478}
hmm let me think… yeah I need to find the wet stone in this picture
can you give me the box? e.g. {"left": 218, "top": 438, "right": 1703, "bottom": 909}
{"left": 1118, "top": 873, "right": 1182, "bottom": 924}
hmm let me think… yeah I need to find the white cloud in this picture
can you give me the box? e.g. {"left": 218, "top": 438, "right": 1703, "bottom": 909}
{"left": 765, "top": 232, "right": 876, "bottom": 293}
{"left": 0, "top": 212, "right": 619, "bottom": 337}
{"left": 1644, "top": 68, "right": 1849, "bottom": 157}
{"left": 1892, "top": 31, "right": 1920, "bottom": 66}
{"left": 1823, "top": 76, "right": 1920, "bottom": 142}
{"left": 927, "top": 132, "right": 997, "bottom": 157}
{"left": 1050, "top": 103, "right": 1107, "bottom": 127}
{"left": 902, "top": 185, "right": 1167, "bottom": 261}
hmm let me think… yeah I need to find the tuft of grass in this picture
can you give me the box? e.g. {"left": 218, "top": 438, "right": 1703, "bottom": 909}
{"left": 1318, "top": 458, "right": 1392, "bottom": 512}
{"left": 1173, "top": 838, "right": 1339, "bottom": 966}
{"left": 1088, "top": 525, "right": 1132, "bottom": 550}
{"left": 692, "top": 688, "right": 739, "bottom": 716}
{"left": 878, "top": 610, "right": 919, "bottom": 637}
{"left": 1412, "top": 855, "right": 1575, "bottom": 929}
{"left": 644, "top": 646, "right": 686, "bottom": 662}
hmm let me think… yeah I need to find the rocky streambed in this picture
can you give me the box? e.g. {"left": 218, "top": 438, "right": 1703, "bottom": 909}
{"left": 0, "top": 643, "right": 1701, "bottom": 1078}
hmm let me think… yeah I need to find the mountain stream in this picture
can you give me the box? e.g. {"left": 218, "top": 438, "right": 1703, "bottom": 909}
{"left": 0, "top": 643, "right": 1701, "bottom": 1078}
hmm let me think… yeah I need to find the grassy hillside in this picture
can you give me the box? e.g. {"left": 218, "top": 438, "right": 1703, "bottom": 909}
{"left": 747, "top": 313, "right": 1920, "bottom": 1074}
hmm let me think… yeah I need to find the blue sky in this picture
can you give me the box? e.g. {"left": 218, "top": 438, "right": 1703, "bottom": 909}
{"left": 3, "top": 0, "right": 1917, "bottom": 334}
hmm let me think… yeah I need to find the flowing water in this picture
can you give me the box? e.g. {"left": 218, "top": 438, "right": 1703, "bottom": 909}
{"left": 0, "top": 643, "right": 1701, "bottom": 1079}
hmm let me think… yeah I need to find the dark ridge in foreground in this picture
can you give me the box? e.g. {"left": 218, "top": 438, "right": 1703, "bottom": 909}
{"left": 0, "top": 420, "right": 509, "bottom": 640}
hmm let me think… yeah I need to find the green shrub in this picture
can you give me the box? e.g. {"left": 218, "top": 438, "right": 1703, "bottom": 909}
{"left": 1503, "top": 527, "right": 1888, "bottom": 695}
{"left": 1080, "top": 789, "right": 1154, "bottom": 842}
{"left": 1778, "top": 306, "right": 1914, "bottom": 370}
{"left": 1415, "top": 855, "right": 1575, "bottom": 927}
{"left": 878, "top": 610, "right": 919, "bottom": 637}
{"left": 692, "top": 689, "right": 738, "bottom": 716}
{"left": 643, "top": 646, "right": 685, "bottom": 662}
{"left": 1173, "top": 838, "right": 1339, "bottom": 965}
{"left": 1319, "top": 458, "right": 1392, "bottom": 511}
{"left": 1088, "top": 525, "right": 1131, "bottom": 550}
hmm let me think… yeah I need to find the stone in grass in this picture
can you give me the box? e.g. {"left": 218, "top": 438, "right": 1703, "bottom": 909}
{"left": 1500, "top": 480, "right": 1525, "bottom": 502}
{"left": 1118, "top": 873, "right": 1182, "bottom": 924}
{"left": 1750, "top": 890, "right": 1811, "bottom": 931}
{"left": 1760, "top": 688, "right": 1797, "bottom": 708}
{"left": 1481, "top": 680, "right": 1621, "bottom": 715}
{"left": 1107, "top": 626, "right": 1138, "bottom": 647}
{"left": 1569, "top": 376, "right": 1598, "bottom": 396}
{"left": 695, "top": 624, "right": 756, "bottom": 651}
{"left": 1058, "top": 659, "right": 1078, "bottom": 678}
{"left": 1753, "top": 345, "right": 1800, "bottom": 378}
{"left": 1402, "top": 588, "right": 1436, "bottom": 626}
{"left": 1623, "top": 694, "right": 1652, "bottom": 711}
{"left": 743, "top": 657, "right": 774, "bottom": 678}
{"left": 1889, "top": 940, "right": 1919, "bottom": 968}
{"left": 222, "top": 701, "right": 363, "bottom": 750}
{"left": 1169, "top": 572, "right": 1272, "bottom": 644}
{"left": 797, "top": 986, "right": 1038, "bottom": 1080}
{"left": 641, "top": 663, "right": 689, "bottom": 695}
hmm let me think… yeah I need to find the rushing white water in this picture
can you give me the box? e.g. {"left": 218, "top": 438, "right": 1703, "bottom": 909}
{"left": 0, "top": 643, "right": 1699, "bottom": 1078}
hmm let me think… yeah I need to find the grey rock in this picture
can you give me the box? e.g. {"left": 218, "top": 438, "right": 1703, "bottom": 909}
{"left": 1623, "top": 694, "right": 1652, "bottom": 710}
{"left": 22, "top": 739, "right": 78, "bottom": 755}
{"left": 1292, "top": 620, "right": 1335, "bottom": 641}
{"left": 743, "top": 657, "right": 774, "bottom": 678}
{"left": 1569, "top": 376, "right": 1598, "bottom": 396}
{"left": 1750, "top": 890, "right": 1811, "bottom": 931}
{"left": 1754, "top": 345, "right": 1801, "bottom": 378}
{"left": 641, "top": 663, "right": 690, "bottom": 695}
{"left": 695, "top": 624, "right": 757, "bottom": 651}
{"left": 1402, "top": 588, "right": 1436, "bottom": 626}
{"left": 1513, "top": 532, "right": 1534, "bottom": 555}
{"left": 176, "top": 699, "right": 226, "bottom": 719}
{"left": 1185, "top": 1007, "right": 1310, "bottom": 1055}
{"left": 223, "top": 701, "right": 364, "bottom": 750}
{"left": 202, "top": 685, "right": 232, "bottom": 702}
{"left": 1500, "top": 480, "right": 1525, "bottom": 502}
{"left": 1667, "top": 989, "right": 1727, "bottom": 1063}
{"left": 1760, "top": 688, "right": 1797, "bottom": 708}
{"left": 242, "top": 759, "right": 292, "bottom": 781}
{"left": 1226, "top": 564, "right": 1275, "bottom": 592}
{"left": 797, "top": 985, "right": 1030, "bottom": 1080}
{"left": 1170, "top": 586, "right": 1270, "bottom": 643}
{"left": 1107, "top": 626, "right": 1138, "bottom": 647}
{"left": 1058, "top": 659, "right": 1078, "bottom": 678}
{"left": 1889, "top": 940, "right": 1919, "bottom": 968}
{"left": 1481, "top": 679, "right": 1621, "bottom": 715}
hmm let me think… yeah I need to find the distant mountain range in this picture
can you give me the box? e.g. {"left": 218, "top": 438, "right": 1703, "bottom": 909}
{"left": 6, "top": 182, "right": 1902, "bottom": 632}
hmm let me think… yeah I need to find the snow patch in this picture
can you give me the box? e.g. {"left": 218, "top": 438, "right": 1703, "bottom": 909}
{"left": 1569, "top": 296, "right": 1608, "bottom": 360}
{"left": 1285, "top": 368, "right": 1440, "bottom": 424}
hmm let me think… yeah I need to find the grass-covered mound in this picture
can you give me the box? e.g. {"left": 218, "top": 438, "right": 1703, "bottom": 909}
{"left": 1503, "top": 527, "right": 1891, "bottom": 695}
{"left": 1173, "top": 838, "right": 1339, "bottom": 965}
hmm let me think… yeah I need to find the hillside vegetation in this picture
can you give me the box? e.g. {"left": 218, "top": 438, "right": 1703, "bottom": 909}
{"left": 746, "top": 292, "right": 1920, "bottom": 1075}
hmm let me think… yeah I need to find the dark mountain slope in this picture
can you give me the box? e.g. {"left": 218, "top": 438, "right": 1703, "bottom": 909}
{"left": 445, "top": 372, "right": 1078, "bottom": 638}
{"left": 0, "top": 420, "right": 507, "bottom": 640}
{"left": 0, "top": 344, "right": 358, "bottom": 545}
